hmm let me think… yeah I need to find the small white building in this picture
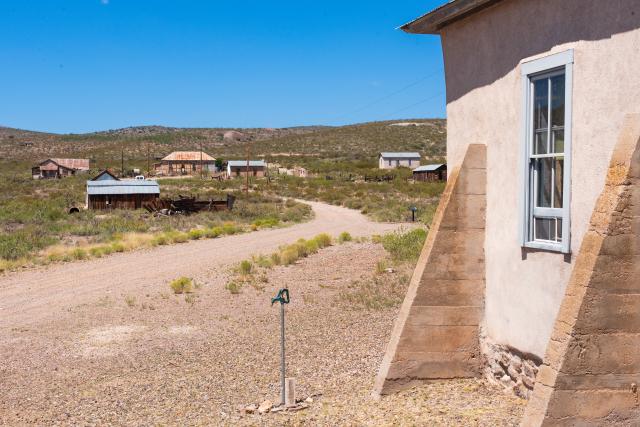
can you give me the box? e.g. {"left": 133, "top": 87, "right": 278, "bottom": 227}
{"left": 378, "top": 152, "right": 421, "bottom": 169}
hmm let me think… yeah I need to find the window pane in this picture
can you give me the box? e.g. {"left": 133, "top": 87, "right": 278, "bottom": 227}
{"left": 551, "top": 75, "right": 565, "bottom": 127}
{"left": 554, "top": 158, "right": 564, "bottom": 208}
{"left": 536, "top": 158, "right": 552, "bottom": 208}
{"left": 552, "top": 129, "right": 564, "bottom": 153}
{"left": 557, "top": 219, "right": 563, "bottom": 240}
{"left": 534, "top": 131, "right": 548, "bottom": 154}
{"left": 533, "top": 79, "right": 549, "bottom": 131}
{"left": 535, "top": 217, "right": 555, "bottom": 241}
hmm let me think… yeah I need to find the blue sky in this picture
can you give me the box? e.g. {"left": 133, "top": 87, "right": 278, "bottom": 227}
{"left": 0, "top": 1, "right": 446, "bottom": 133}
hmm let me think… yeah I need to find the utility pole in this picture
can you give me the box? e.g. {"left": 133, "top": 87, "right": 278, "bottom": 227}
{"left": 245, "top": 143, "right": 250, "bottom": 194}
{"left": 121, "top": 149, "right": 124, "bottom": 177}
{"left": 200, "top": 139, "right": 204, "bottom": 180}
{"left": 146, "top": 142, "right": 150, "bottom": 176}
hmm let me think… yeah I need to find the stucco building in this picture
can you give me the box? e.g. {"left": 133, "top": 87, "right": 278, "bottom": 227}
{"left": 226, "top": 160, "right": 267, "bottom": 178}
{"left": 378, "top": 152, "right": 421, "bottom": 169}
{"left": 375, "top": 1, "right": 640, "bottom": 425}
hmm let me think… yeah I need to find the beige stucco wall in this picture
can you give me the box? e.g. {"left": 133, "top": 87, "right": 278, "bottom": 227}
{"left": 440, "top": 0, "right": 640, "bottom": 357}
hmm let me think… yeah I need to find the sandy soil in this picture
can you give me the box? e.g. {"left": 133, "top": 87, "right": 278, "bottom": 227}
{"left": 0, "top": 201, "right": 403, "bottom": 330}
{"left": 0, "top": 202, "right": 523, "bottom": 425}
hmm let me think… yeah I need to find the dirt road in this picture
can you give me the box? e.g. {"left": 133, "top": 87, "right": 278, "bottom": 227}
{"left": 0, "top": 201, "right": 406, "bottom": 330}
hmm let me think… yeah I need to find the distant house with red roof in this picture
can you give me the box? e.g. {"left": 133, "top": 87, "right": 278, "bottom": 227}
{"left": 154, "top": 151, "right": 217, "bottom": 176}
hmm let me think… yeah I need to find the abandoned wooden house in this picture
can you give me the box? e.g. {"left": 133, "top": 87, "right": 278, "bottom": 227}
{"left": 226, "top": 160, "right": 267, "bottom": 178}
{"left": 378, "top": 152, "right": 421, "bottom": 169}
{"left": 375, "top": 1, "right": 640, "bottom": 425}
{"left": 86, "top": 171, "right": 159, "bottom": 210}
{"left": 31, "top": 158, "right": 90, "bottom": 179}
{"left": 153, "top": 151, "right": 217, "bottom": 176}
{"left": 412, "top": 164, "right": 447, "bottom": 181}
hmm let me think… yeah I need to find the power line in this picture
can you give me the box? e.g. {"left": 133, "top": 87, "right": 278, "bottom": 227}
{"left": 337, "top": 69, "right": 443, "bottom": 121}
{"left": 381, "top": 91, "right": 445, "bottom": 120}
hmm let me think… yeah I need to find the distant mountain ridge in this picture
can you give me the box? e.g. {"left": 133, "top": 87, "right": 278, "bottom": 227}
{"left": 0, "top": 119, "right": 446, "bottom": 165}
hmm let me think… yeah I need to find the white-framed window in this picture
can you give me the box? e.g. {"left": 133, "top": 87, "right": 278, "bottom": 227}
{"left": 520, "top": 50, "right": 573, "bottom": 253}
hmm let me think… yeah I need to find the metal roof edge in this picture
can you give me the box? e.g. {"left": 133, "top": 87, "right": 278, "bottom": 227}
{"left": 400, "top": 0, "right": 503, "bottom": 34}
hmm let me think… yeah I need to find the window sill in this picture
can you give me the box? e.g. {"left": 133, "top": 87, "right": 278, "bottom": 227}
{"left": 523, "top": 241, "right": 566, "bottom": 253}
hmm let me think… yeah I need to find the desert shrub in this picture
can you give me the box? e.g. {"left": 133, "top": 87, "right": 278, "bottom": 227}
{"left": 0, "top": 229, "right": 57, "bottom": 261}
{"left": 253, "top": 255, "right": 274, "bottom": 269}
{"left": 375, "top": 260, "right": 389, "bottom": 274}
{"left": 304, "top": 239, "right": 319, "bottom": 255}
{"left": 252, "top": 217, "right": 280, "bottom": 228}
{"left": 338, "top": 231, "right": 352, "bottom": 243}
{"left": 204, "top": 227, "right": 223, "bottom": 238}
{"left": 70, "top": 248, "right": 88, "bottom": 260}
{"left": 170, "top": 277, "right": 193, "bottom": 294}
{"left": 111, "top": 242, "right": 126, "bottom": 253}
{"left": 239, "top": 260, "right": 253, "bottom": 275}
{"left": 314, "top": 233, "right": 332, "bottom": 248}
{"left": 280, "top": 248, "right": 299, "bottom": 265}
{"left": 380, "top": 228, "right": 427, "bottom": 262}
{"left": 187, "top": 228, "right": 204, "bottom": 240}
{"left": 171, "top": 231, "right": 189, "bottom": 243}
{"left": 89, "top": 246, "right": 105, "bottom": 258}
{"left": 153, "top": 234, "right": 169, "bottom": 245}
{"left": 226, "top": 280, "right": 242, "bottom": 294}
{"left": 222, "top": 222, "right": 239, "bottom": 235}
{"left": 340, "top": 274, "right": 409, "bottom": 310}
{"left": 270, "top": 252, "right": 282, "bottom": 265}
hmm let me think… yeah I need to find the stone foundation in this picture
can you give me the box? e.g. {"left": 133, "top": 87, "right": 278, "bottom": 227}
{"left": 480, "top": 328, "right": 541, "bottom": 400}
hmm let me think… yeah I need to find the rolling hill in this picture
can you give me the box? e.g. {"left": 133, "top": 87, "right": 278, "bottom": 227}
{"left": 0, "top": 119, "right": 446, "bottom": 170}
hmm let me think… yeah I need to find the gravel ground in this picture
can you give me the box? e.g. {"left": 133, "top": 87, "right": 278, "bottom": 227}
{"left": 0, "top": 242, "right": 524, "bottom": 425}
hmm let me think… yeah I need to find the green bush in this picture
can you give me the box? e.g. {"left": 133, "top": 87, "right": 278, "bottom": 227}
{"left": 187, "top": 229, "right": 204, "bottom": 240}
{"left": 314, "top": 233, "right": 332, "bottom": 248}
{"left": 111, "top": 242, "right": 126, "bottom": 253}
{"left": 304, "top": 239, "right": 319, "bottom": 255}
{"left": 239, "top": 260, "right": 252, "bottom": 275}
{"left": 280, "top": 248, "right": 299, "bottom": 265}
{"left": 380, "top": 228, "right": 427, "bottom": 262}
{"left": 338, "top": 231, "right": 352, "bottom": 243}
{"left": 170, "top": 277, "right": 193, "bottom": 294}
{"left": 270, "top": 252, "right": 282, "bottom": 265}
{"left": 205, "top": 227, "right": 223, "bottom": 238}
{"left": 226, "top": 280, "right": 242, "bottom": 294}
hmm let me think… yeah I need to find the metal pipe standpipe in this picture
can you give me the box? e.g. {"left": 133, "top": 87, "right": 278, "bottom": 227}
{"left": 271, "top": 288, "right": 291, "bottom": 407}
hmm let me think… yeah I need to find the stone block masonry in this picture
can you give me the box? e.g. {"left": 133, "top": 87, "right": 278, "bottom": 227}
{"left": 373, "top": 144, "right": 487, "bottom": 396}
{"left": 480, "top": 327, "right": 541, "bottom": 400}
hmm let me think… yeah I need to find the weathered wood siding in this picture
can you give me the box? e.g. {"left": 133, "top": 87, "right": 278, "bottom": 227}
{"left": 88, "top": 194, "right": 158, "bottom": 210}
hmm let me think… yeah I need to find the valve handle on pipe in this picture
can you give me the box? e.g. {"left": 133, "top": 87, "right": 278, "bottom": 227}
{"left": 271, "top": 288, "right": 290, "bottom": 305}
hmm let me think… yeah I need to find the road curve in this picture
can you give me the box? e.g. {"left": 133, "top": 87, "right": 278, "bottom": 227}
{"left": 0, "top": 201, "right": 409, "bottom": 329}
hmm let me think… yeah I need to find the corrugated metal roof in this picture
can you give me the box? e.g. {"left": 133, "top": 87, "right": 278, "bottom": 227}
{"left": 380, "top": 152, "right": 421, "bottom": 159}
{"left": 227, "top": 160, "right": 267, "bottom": 167}
{"left": 413, "top": 164, "right": 446, "bottom": 172}
{"left": 87, "top": 179, "right": 160, "bottom": 195}
{"left": 162, "top": 151, "right": 216, "bottom": 161}
{"left": 39, "top": 158, "right": 90, "bottom": 170}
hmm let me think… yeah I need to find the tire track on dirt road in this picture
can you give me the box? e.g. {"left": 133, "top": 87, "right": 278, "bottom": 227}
{"left": 0, "top": 201, "right": 411, "bottom": 329}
